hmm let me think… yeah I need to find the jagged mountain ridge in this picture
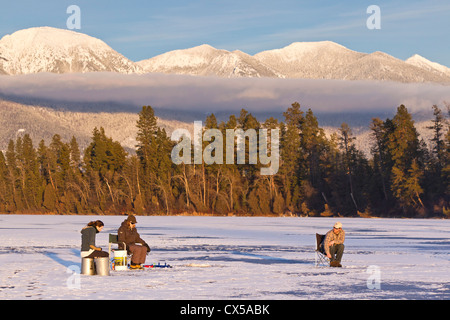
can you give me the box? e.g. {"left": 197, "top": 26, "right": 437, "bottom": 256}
{"left": 137, "top": 44, "right": 283, "bottom": 78}
{"left": 252, "top": 42, "right": 450, "bottom": 82}
{"left": 0, "top": 26, "right": 450, "bottom": 83}
{"left": 141, "top": 40, "right": 450, "bottom": 83}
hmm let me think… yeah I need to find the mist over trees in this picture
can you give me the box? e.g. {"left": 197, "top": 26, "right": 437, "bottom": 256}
{"left": 0, "top": 102, "right": 448, "bottom": 218}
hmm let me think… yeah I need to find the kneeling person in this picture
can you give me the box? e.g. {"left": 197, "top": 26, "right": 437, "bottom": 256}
{"left": 118, "top": 215, "right": 151, "bottom": 269}
{"left": 324, "top": 222, "right": 345, "bottom": 267}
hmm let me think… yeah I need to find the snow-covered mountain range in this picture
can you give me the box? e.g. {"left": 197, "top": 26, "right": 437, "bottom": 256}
{"left": 0, "top": 27, "right": 139, "bottom": 74}
{"left": 1, "top": 27, "right": 450, "bottom": 83}
{"left": 139, "top": 41, "right": 450, "bottom": 82}
{"left": 137, "top": 44, "right": 283, "bottom": 78}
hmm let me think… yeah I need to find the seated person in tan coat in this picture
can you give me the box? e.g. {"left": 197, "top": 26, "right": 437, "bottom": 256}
{"left": 324, "top": 222, "right": 345, "bottom": 267}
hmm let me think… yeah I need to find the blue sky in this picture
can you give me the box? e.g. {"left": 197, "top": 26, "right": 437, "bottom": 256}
{"left": 1, "top": 0, "right": 449, "bottom": 66}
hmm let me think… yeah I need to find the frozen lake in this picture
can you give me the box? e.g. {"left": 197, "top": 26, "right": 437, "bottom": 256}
{"left": 0, "top": 214, "right": 449, "bottom": 300}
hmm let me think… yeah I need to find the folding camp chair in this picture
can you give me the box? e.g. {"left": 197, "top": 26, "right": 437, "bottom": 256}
{"left": 315, "top": 233, "right": 330, "bottom": 267}
{"left": 108, "top": 233, "right": 126, "bottom": 256}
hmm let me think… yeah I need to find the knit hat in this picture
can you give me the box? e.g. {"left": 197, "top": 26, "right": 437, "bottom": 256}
{"left": 334, "top": 222, "right": 342, "bottom": 229}
{"left": 127, "top": 215, "right": 137, "bottom": 224}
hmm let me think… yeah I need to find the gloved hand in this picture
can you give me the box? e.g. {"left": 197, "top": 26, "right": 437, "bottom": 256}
{"left": 144, "top": 243, "right": 151, "bottom": 253}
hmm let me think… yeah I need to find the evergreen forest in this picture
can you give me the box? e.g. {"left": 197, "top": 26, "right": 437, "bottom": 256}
{"left": 0, "top": 102, "right": 448, "bottom": 218}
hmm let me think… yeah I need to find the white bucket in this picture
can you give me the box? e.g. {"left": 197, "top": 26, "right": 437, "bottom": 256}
{"left": 114, "top": 250, "right": 128, "bottom": 271}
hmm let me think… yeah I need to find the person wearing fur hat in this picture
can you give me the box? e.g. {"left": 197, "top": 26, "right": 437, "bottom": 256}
{"left": 118, "top": 215, "right": 151, "bottom": 269}
{"left": 80, "top": 220, "right": 109, "bottom": 258}
{"left": 324, "top": 222, "right": 345, "bottom": 267}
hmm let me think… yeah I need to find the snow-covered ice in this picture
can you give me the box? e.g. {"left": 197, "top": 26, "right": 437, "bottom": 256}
{"left": 0, "top": 215, "right": 449, "bottom": 300}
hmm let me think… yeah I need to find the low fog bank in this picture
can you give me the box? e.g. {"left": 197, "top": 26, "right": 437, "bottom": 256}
{"left": 0, "top": 72, "right": 448, "bottom": 122}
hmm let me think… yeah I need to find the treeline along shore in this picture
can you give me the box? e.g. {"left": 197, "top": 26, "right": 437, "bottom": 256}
{"left": 0, "top": 102, "right": 449, "bottom": 218}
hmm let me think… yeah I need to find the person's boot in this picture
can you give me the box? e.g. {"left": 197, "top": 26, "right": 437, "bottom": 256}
{"left": 130, "top": 263, "right": 143, "bottom": 270}
{"left": 330, "top": 260, "right": 340, "bottom": 267}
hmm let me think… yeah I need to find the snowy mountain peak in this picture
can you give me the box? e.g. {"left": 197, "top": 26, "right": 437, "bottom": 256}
{"left": 285, "top": 40, "right": 349, "bottom": 51}
{"left": 191, "top": 44, "right": 219, "bottom": 52}
{"left": 1, "top": 27, "right": 105, "bottom": 49}
{"left": 408, "top": 54, "right": 426, "bottom": 61}
{"left": 256, "top": 41, "right": 352, "bottom": 58}
{"left": 0, "top": 26, "right": 141, "bottom": 74}
{"left": 405, "top": 54, "right": 450, "bottom": 76}
{"left": 253, "top": 40, "right": 365, "bottom": 79}
{"left": 137, "top": 44, "right": 282, "bottom": 78}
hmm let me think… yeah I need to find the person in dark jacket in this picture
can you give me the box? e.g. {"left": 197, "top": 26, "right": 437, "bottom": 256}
{"left": 118, "top": 215, "right": 150, "bottom": 269}
{"left": 80, "top": 220, "right": 109, "bottom": 258}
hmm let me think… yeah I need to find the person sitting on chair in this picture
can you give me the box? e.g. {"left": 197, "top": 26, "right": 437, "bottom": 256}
{"left": 81, "top": 220, "right": 109, "bottom": 258}
{"left": 324, "top": 222, "right": 345, "bottom": 267}
{"left": 118, "top": 215, "right": 151, "bottom": 269}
